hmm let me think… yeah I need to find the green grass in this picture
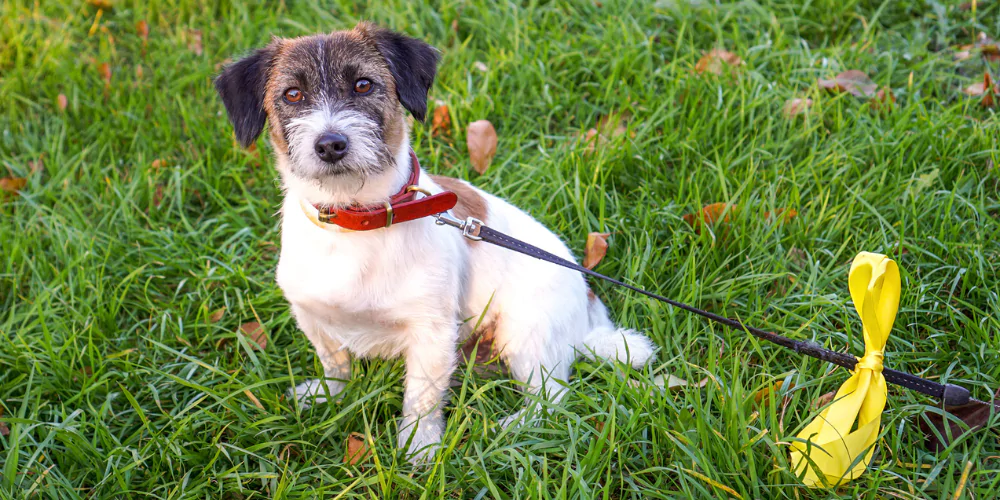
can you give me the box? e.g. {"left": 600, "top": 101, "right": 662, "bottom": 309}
{"left": 2, "top": 0, "right": 999, "bottom": 497}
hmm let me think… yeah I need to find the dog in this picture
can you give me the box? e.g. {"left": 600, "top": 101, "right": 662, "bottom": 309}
{"left": 215, "top": 22, "right": 655, "bottom": 461}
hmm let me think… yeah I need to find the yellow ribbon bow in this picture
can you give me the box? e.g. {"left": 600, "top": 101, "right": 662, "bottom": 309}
{"left": 790, "top": 252, "right": 900, "bottom": 487}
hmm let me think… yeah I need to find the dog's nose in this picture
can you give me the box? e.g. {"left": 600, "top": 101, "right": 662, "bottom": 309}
{"left": 315, "top": 133, "right": 349, "bottom": 163}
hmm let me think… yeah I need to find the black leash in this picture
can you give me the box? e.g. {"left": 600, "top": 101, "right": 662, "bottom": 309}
{"left": 435, "top": 213, "right": 972, "bottom": 406}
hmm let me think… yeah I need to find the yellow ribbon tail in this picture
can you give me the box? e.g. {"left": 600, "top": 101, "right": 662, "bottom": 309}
{"left": 790, "top": 252, "right": 900, "bottom": 487}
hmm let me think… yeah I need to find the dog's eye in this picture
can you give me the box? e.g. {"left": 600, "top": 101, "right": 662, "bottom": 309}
{"left": 283, "top": 88, "right": 303, "bottom": 103}
{"left": 354, "top": 79, "right": 373, "bottom": 95}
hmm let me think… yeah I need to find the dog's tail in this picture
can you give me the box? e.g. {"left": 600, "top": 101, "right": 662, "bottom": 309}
{"left": 581, "top": 292, "right": 656, "bottom": 368}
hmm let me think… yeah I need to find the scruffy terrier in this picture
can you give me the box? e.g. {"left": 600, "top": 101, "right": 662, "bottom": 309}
{"left": 215, "top": 22, "right": 655, "bottom": 461}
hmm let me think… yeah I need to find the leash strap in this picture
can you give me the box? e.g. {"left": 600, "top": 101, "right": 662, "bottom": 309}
{"left": 435, "top": 213, "right": 971, "bottom": 406}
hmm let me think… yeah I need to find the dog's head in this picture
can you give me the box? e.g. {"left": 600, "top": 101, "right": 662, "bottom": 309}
{"left": 215, "top": 23, "right": 438, "bottom": 203}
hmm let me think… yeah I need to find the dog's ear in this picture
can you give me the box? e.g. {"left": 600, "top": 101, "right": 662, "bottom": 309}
{"left": 215, "top": 44, "right": 277, "bottom": 147}
{"left": 361, "top": 24, "right": 439, "bottom": 122}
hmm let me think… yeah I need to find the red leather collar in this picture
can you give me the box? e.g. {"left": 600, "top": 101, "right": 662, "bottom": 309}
{"left": 313, "top": 151, "right": 458, "bottom": 231}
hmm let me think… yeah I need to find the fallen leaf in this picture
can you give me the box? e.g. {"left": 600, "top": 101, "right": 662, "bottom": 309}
{"left": 136, "top": 64, "right": 144, "bottom": 80}
{"left": 695, "top": 49, "right": 743, "bottom": 76}
{"left": 152, "top": 184, "right": 164, "bottom": 208}
{"left": 581, "top": 128, "right": 601, "bottom": 154}
{"left": 0, "top": 407, "right": 8, "bottom": 437}
{"left": 86, "top": 0, "right": 114, "bottom": 8}
{"left": 964, "top": 72, "right": 997, "bottom": 107}
{"left": 918, "top": 387, "right": 999, "bottom": 452}
{"left": 29, "top": 157, "right": 45, "bottom": 175}
{"left": 580, "top": 111, "right": 631, "bottom": 154}
{"left": 963, "top": 72, "right": 993, "bottom": 95}
{"left": 431, "top": 102, "right": 450, "bottom": 136}
{"left": 683, "top": 202, "right": 734, "bottom": 233}
{"left": 151, "top": 159, "right": 165, "bottom": 170}
{"left": 872, "top": 86, "right": 896, "bottom": 112}
{"left": 240, "top": 321, "right": 267, "bottom": 350}
{"left": 344, "top": 432, "right": 372, "bottom": 465}
{"left": 98, "top": 62, "right": 112, "bottom": 87}
{"left": 188, "top": 30, "right": 203, "bottom": 56}
{"left": 782, "top": 98, "right": 812, "bottom": 118}
{"left": 209, "top": 307, "right": 226, "bottom": 323}
{"left": 763, "top": 208, "right": 797, "bottom": 222}
{"left": 812, "top": 390, "right": 837, "bottom": 410}
{"left": 818, "top": 70, "right": 878, "bottom": 98}
{"left": 582, "top": 232, "right": 610, "bottom": 269}
{"left": 466, "top": 120, "right": 497, "bottom": 174}
{"left": 57, "top": 94, "right": 68, "bottom": 112}
{"left": 1, "top": 177, "right": 27, "bottom": 196}
{"left": 977, "top": 32, "right": 1000, "bottom": 63}
{"left": 654, "top": 374, "right": 709, "bottom": 391}
{"left": 955, "top": 49, "right": 972, "bottom": 62}
{"left": 136, "top": 20, "right": 148, "bottom": 42}
{"left": 753, "top": 380, "right": 795, "bottom": 408}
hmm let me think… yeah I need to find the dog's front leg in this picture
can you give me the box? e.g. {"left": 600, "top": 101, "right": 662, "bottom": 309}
{"left": 397, "top": 322, "right": 458, "bottom": 462}
{"left": 288, "top": 305, "right": 351, "bottom": 408}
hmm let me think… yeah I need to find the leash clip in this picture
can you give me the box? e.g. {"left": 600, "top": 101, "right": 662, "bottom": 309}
{"left": 435, "top": 212, "right": 483, "bottom": 241}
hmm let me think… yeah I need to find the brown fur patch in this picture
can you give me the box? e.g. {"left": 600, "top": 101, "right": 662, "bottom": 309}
{"left": 461, "top": 319, "right": 499, "bottom": 365}
{"left": 431, "top": 176, "right": 489, "bottom": 225}
{"left": 452, "top": 318, "right": 508, "bottom": 386}
{"left": 587, "top": 288, "right": 597, "bottom": 302}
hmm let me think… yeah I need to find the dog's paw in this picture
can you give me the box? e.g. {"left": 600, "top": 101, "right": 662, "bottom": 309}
{"left": 398, "top": 418, "right": 443, "bottom": 463}
{"left": 498, "top": 407, "right": 544, "bottom": 430}
{"left": 288, "top": 379, "right": 345, "bottom": 408}
{"left": 499, "top": 409, "right": 528, "bottom": 429}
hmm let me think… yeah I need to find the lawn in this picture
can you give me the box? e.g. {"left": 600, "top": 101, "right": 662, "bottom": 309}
{"left": 2, "top": 0, "right": 999, "bottom": 497}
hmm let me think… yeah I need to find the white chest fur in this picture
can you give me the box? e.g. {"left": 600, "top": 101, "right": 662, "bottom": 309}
{"left": 275, "top": 193, "right": 467, "bottom": 357}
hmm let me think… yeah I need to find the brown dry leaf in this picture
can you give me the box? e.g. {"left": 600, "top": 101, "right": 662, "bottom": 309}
{"left": 29, "top": 157, "right": 45, "bottom": 175}
{"left": 872, "top": 86, "right": 896, "bottom": 113}
{"left": 150, "top": 159, "right": 165, "bottom": 170}
{"left": 683, "top": 202, "right": 735, "bottom": 233}
{"left": 582, "top": 232, "right": 610, "bottom": 269}
{"left": 812, "top": 390, "right": 837, "bottom": 410}
{"left": 466, "top": 120, "right": 497, "bottom": 174}
{"left": 0, "top": 407, "right": 8, "bottom": 437}
{"left": 240, "top": 321, "right": 267, "bottom": 350}
{"left": 963, "top": 72, "right": 993, "bottom": 95}
{"left": 695, "top": 49, "right": 743, "bottom": 76}
{"left": 763, "top": 208, "right": 798, "bottom": 223}
{"left": 782, "top": 98, "right": 812, "bottom": 118}
{"left": 581, "top": 128, "right": 601, "bottom": 154}
{"left": 98, "top": 62, "right": 112, "bottom": 87}
{"left": 1, "top": 177, "right": 27, "bottom": 196}
{"left": 209, "top": 307, "right": 226, "bottom": 323}
{"left": 136, "top": 65, "right": 144, "bottom": 80}
{"left": 188, "top": 30, "right": 203, "bottom": 56}
{"left": 977, "top": 32, "right": 1000, "bottom": 63}
{"left": 955, "top": 49, "right": 973, "bottom": 62}
{"left": 818, "top": 70, "right": 878, "bottom": 98}
{"left": 57, "top": 94, "right": 68, "bottom": 112}
{"left": 918, "top": 387, "right": 999, "bottom": 452}
{"left": 86, "top": 0, "right": 114, "bottom": 8}
{"left": 753, "top": 380, "right": 795, "bottom": 408}
{"left": 431, "top": 102, "right": 450, "bottom": 136}
{"left": 344, "top": 432, "right": 372, "bottom": 465}
{"left": 136, "top": 20, "right": 148, "bottom": 42}
{"left": 654, "top": 374, "right": 709, "bottom": 392}
{"left": 152, "top": 185, "right": 164, "bottom": 208}
{"left": 964, "top": 72, "right": 997, "bottom": 107}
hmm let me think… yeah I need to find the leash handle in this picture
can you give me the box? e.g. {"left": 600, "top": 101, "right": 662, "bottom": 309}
{"left": 436, "top": 213, "right": 970, "bottom": 406}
